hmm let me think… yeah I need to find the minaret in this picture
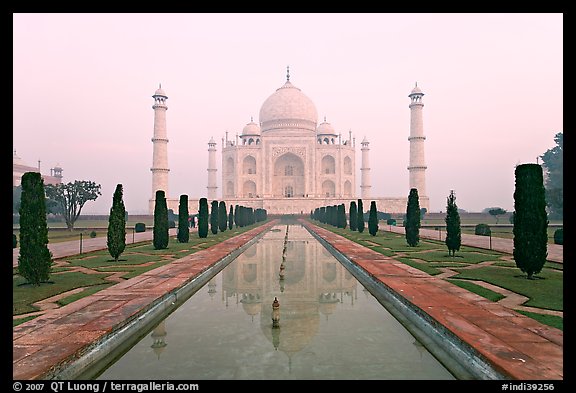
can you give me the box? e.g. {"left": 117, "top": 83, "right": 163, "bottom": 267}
{"left": 151, "top": 84, "right": 170, "bottom": 206}
{"left": 207, "top": 137, "right": 218, "bottom": 199}
{"left": 408, "top": 82, "right": 427, "bottom": 197}
{"left": 360, "top": 137, "right": 371, "bottom": 199}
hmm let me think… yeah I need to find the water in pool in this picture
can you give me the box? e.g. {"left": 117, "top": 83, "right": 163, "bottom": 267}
{"left": 97, "top": 224, "right": 455, "bottom": 380}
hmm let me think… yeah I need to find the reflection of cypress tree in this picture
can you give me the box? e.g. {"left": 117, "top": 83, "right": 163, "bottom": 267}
{"left": 198, "top": 198, "right": 209, "bottom": 238}
{"left": 513, "top": 164, "right": 548, "bottom": 279}
{"left": 368, "top": 201, "right": 378, "bottom": 236}
{"left": 18, "top": 172, "right": 53, "bottom": 285}
{"left": 210, "top": 200, "right": 219, "bottom": 235}
{"left": 357, "top": 199, "right": 365, "bottom": 233}
{"left": 177, "top": 194, "right": 189, "bottom": 243}
{"left": 405, "top": 188, "right": 420, "bottom": 246}
{"left": 153, "top": 190, "right": 169, "bottom": 250}
{"left": 218, "top": 201, "right": 227, "bottom": 232}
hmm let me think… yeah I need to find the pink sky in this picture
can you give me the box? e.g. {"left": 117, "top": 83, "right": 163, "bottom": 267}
{"left": 13, "top": 13, "right": 563, "bottom": 214}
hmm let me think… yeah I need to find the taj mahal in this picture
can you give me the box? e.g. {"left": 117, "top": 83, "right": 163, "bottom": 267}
{"left": 149, "top": 68, "right": 429, "bottom": 215}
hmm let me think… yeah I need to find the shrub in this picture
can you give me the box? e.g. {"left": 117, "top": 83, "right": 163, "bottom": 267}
{"left": 475, "top": 223, "right": 491, "bottom": 236}
{"left": 554, "top": 228, "right": 563, "bottom": 245}
{"left": 198, "top": 198, "right": 209, "bottom": 238}
{"left": 405, "top": 188, "right": 420, "bottom": 246}
{"left": 135, "top": 223, "right": 146, "bottom": 233}
{"left": 13, "top": 233, "right": 17, "bottom": 248}
{"left": 90, "top": 231, "right": 97, "bottom": 238}
{"left": 153, "top": 190, "right": 169, "bottom": 250}
{"left": 386, "top": 218, "right": 396, "bottom": 226}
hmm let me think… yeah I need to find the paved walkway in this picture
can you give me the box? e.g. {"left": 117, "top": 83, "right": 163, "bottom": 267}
{"left": 384, "top": 226, "right": 563, "bottom": 263}
{"left": 302, "top": 220, "right": 562, "bottom": 380}
{"left": 13, "top": 228, "right": 179, "bottom": 268}
{"left": 13, "top": 220, "right": 563, "bottom": 380}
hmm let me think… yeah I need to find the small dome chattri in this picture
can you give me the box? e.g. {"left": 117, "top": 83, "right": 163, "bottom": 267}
{"left": 316, "top": 117, "right": 336, "bottom": 136}
{"left": 154, "top": 84, "right": 166, "bottom": 97}
{"left": 242, "top": 117, "right": 261, "bottom": 136}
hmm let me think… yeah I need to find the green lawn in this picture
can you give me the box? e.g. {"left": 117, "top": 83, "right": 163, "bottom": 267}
{"left": 13, "top": 272, "right": 110, "bottom": 315}
{"left": 450, "top": 267, "right": 563, "bottom": 311}
{"left": 312, "top": 220, "right": 563, "bottom": 329}
{"left": 516, "top": 310, "right": 563, "bottom": 331}
{"left": 13, "top": 222, "right": 265, "bottom": 317}
{"left": 446, "top": 279, "right": 505, "bottom": 302}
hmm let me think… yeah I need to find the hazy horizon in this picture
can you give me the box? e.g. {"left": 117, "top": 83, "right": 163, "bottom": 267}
{"left": 13, "top": 13, "right": 563, "bottom": 214}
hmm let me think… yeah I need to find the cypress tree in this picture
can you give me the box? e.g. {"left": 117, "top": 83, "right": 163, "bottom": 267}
{"left": 349, "top": 201, "right": 358, "bottom": 231}
{"left": 445, "top": 190, "right": 461, "bottom": 256}
{"left": 198, "top": 198, "right": 209, "bottom": 238}
{"left": 337, "top": 204, "right": 346, "bottom": 229}
{"left": 107, "top": 184, "right": 126, "bottom": 261}
{"left": 513, "top": 164, "right": 548, "bottom": 279}
{"left": 405, "top": 188, "right": 421, "bottom": 246}
{"left": 153, "top": 190, "right": 169, "bottom": 249}
{"left": 234, "top": 204, "right": 240, "bottom": 227}
{"left": 218, "top": 201, "right": 227, "bottom": 232}
{"left": 357, "top": 199, "right": 365, "bottom": 233}
{"left": 368, "top": 201, "right": 379, "bottom": 236}
{"left": 228, "top": 205, "right": 234, "bottom": 230}
{"left": 18, "top": 172, "right": 53, "bottom": 285}
{"left": 210, "top": 200, "right": 219, "bottom": 234}
{"left": 177, "top": 194, "right": 189, "bottom": 243}
{"left": 341, "top": 204, "right": 347, "bottom": 229}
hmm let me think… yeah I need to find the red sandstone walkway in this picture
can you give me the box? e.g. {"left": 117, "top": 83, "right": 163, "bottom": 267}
{"left": 301, "top": 220, "right": 563, "bottom": 380}
{"left": 13, "top": 222, "right": 276, "bottom": 380}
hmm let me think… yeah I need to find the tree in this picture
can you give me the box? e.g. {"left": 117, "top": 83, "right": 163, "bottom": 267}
{"left": 405, "top": 188, "right": 421, "bottom": 246}
{"left": 445, "top": 190, "right": 461, "bottom": 257}
{"left": 349, "top": 201, "right": 358, "bottom": 231}
{"left": 420, "top": 207, "right": 427, "bottom": 220}
{"left": 513, "top": 164, "right": 548, "bottom": 279}
{"left": 368, "top": 201, "right": 379, "bottom": 236}
{"left": 153, "top": 190, "right": 169, "bottom": 250}
{"left": 210, "top": 200, "right": 219, "bottom": 235}
{"left": 228, "top": 205, "right": 234, "bottom": 230}
{"left": 488, "top": 207, "right": 507, "bottom": 224}
{"left": 44, "top": 180, "right": 102, "bottom": 230}
{"left": 18, "top": 172, "right": 53, "bottom": 285}
{"left": 218, "top": 201, "right": 227, "bottom": 232}
{"left": 357, "top": 199, "right": 365, "bottom": 233}
{"left": 337, "top": 204, "right": 347, "bottom": 229}
{"left": 198, "top": 198, "right": 209, "bottom": 238}
{"left": 107, "top": 184, "right": 126, "bottom": 262}
{"left": 540, "top": 132, "right": 563, "bottom": 218}
{"left": 177, "top": 194, "right": 189, "bottom": 243}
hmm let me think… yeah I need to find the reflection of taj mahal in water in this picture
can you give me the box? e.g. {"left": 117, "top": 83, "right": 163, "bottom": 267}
{"left": 149, "top": 68, "right": 429, "bottom": 214}
{"left": 149, "top": 224, "right": 358, "bottom": 361}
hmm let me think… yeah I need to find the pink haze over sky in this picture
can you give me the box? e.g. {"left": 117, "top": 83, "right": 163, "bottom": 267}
{"left": 13, "top": 13, "right": 563, "bottom": 215}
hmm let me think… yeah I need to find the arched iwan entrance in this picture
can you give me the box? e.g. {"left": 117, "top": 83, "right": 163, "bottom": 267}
{"left": 273, "top": 153, "right": 305, "bottom": 197}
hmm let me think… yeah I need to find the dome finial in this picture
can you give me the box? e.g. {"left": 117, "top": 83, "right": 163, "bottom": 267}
{"left": 324, "top": 116, "right": 326, "bottom": 122}
{"left": 286, "top": 65, "right": 290, "bottom": 81}
{"left": 159, "top": 83, "right": 162, "bottom": 89}
{"left": 250, "top": 116, "right": 253, "bottom": 122}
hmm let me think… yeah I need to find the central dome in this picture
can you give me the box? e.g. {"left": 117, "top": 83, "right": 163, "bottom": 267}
{"left": 259, "top": 80, "right": 318, "bottom": 132}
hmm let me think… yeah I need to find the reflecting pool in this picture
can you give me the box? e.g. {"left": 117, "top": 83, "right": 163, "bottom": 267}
{"left": 97, "top": 224, "right": 455, "bottom": 380}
